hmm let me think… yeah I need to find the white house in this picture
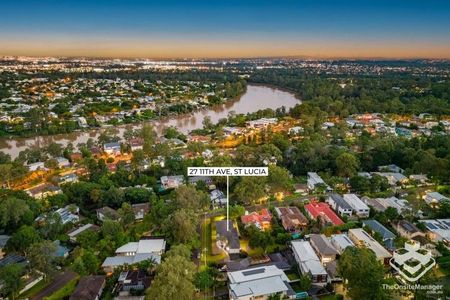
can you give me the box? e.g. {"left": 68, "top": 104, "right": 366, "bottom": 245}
{"left": 343, "top": 194, "right": 370, "bottom": 218}
{"left": 326, "top": 194, "right": 352, "bottom": 218}
{"left": 330, "top": 234, "right": 355, "bottom": 254}
{"left": 291, "top": 240, "right": 328, "bottom": 285}
{"left": 423, "top": 192, "right": 449, "bottom": 206}
{"left": 102, "top": 239, "right": 166, "bottom": 273}
{"left": 307, "top": 172, "right": 331, "bottom": 192}
{"left": 228, "top": 265, "right": 296, "bottom": 300}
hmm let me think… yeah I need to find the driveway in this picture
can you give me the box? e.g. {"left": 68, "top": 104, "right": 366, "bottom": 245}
{"left": 31, "top": 270, "right": 77, "bottom": 300}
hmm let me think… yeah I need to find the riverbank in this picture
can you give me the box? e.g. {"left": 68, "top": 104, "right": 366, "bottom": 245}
{"left": 0, "top": 85, "right": 301, "bottom": 159}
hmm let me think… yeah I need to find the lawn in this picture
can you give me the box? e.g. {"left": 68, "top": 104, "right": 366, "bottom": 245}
{"left": 200, "top": 216, "right": 228, "bottom": 265}
{"left": 20, "top": 278, "right": 48, "bottom": 299}
{"left": 43, "top": 276, "right": 79, "bottom": 300}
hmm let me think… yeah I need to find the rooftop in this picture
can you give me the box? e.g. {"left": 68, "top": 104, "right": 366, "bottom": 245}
{"left": 304, "top": 202, "right": 344, "bottom": 226}
{"left": 69, "top": 275, "right": 105, "bottom": 300}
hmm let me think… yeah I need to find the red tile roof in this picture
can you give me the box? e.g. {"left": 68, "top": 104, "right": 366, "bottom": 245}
{"left": 241, "top": 208, "right": 272, "bottom": 226}
{"left": 305, "top": 202, "right": 344, "bottom": 226}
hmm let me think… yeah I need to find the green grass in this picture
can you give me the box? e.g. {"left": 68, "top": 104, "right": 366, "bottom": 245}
{"left": 43, "top": 276, "right": 79, "bottom": 300}
{"left": 20, "top": 278, "right": 48, "bottom": 299}
{"left": 200, "top": 216, "right": 227, "bottom": 265}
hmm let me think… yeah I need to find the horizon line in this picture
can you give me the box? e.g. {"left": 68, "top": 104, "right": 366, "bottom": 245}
{"left": 2, "top": 54, "right": 450, "bottom": 61}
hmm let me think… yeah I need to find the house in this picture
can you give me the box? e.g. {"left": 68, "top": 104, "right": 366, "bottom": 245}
{"left": 131, "top": 203, "right": 150, "bottom": 220}
{"left": 67, "top": 224, "right": 100, "bottom": 243}
{"left": 129, "top": 138, "right": 144, "bottom": 151}
{"left": 348, "top": 228, "right": 392, "bottom": 265}
{"left": 69, "top": 152, "right": 83, "bottom": 163}
{"left": 227, "top": 265, "right": 296, "bottom": 300}
{"left": 58, "top": 173, "right": 79, "bottom": 184}
{"left": 36, "top": 205, "right": 79, "bottom": 225}
{"left": 210, "top": 189, "right": 227, "bottom": 205}
{"left": 102, "top": 239, "right": 166, "bottom": 273}
{"left": 96, "top": 206, "right": 120, "bottom": 222}
{"left": 423, "top": 192, "right": 449, "bottom": 206}
{"left": 55, "top": 157, "right": 70, "bottom": 168}
{"left": 222, "top": 126, "right": 245, "bottom": 136}
{"left": 56, "top": 205, "right": 80, "bottom": 224}
{"left": 216, "top": 220, "right": 240, "bottom": 256}
{"left": 289, "top": 126, "right": 304, "bottom": 135}
{"left": 188, "top": 176, "right": 213, "bottom": 186}
{"left": 362, "top": 220, "right": 396, "bottom": 251}
{"left": 378, "top": 164, "right": 404, "bottom": 173}
{"left": 202, "top": 149, "right": 213, "bottom": 159}
{"left": 293, "top": 183, "right": 308, "bottom": 195}
{"left": 0, "top": 254, "right": 26, "bottom": 268}
{"left": 241, "top": 209, "right": 272, "bottom": 230}
{"left": 116, "top": 270, "right": 152, "bottom": 295}
{"left": 330, "top": 234, "right": 355, "bottom": 254}
{"left": 160, "top": 175, "right": 184, "bottom": 190}
{"left": 0, "top": 235, "right": 10, "bottom": 259}
{"left": 395, "top": 220, "right": 425, "bottom": 240}
{"left": 307, "top": 172, "right": 331, "bottom": 192}
{"left": 274, "top": 206, "right": 308, "bottom": 233}
{"left": 390, "top": 241, "right": 435, "bottom": 283}
{"left": 104, "top": 142, "right": 121, "bottom": 155}
{"left": 77, "top": 117, "right": 88, "bottom": 128}
{"left": 362, "top": 196, "right": 411, "bottom": 214}
{"left": 326, "top": 194, "right": 353, "bottom": 218}
{"left": 291, "top": 240, "right": 328, "bottom": 285}
{"left": 27, "top": 161, "right": 46, "bottom": 172}
{"left": 70, "top": 275, "right": 106, "bottom": 300}
{"left": 246, "top": 117, "right": 277, "bottom": 128}
{"left": 420, "top": 219, "right": 450, "bottom": 245}
{"left": 409, "top": 174, "right": 430, "bottom": 185}
{"left": 25, "top": 183, "right": 62, "bottom": 199}
{"left": 304, "top": 202, "right": 344, "bottom": 226}
{"left": 343, "top": 194, "right": 370, "bottom": 218}
{"left": 309, "top": 234, "right": 339, "bottom": 265}
{"left": 372, "top": 172, "right": 408, "bottom": 186}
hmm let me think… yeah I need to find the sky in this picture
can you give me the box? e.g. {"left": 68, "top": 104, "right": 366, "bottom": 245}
{"left": 1, "top": 0, "right": 450, "bottom": 59}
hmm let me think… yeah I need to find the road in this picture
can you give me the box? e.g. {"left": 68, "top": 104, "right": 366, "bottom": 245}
{"left": 31, "top": 270, "right": 77, "bottom": 300}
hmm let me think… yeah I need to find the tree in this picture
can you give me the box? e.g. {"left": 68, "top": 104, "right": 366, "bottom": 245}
{"left": 163, "top": 210, "right": 199, "bottom": 246}
{"left": 28, "top": 240, "right": 57, "bottom": 276}
{"left": 7, "top": 225, "right": 41, "bottom": 255}
{"left": 233, "top": 177, "right": 266, "bottom": 205}
{"left": 229, "top": 205, "right": 245, "bottom": 220}
{"left": 194, "top": 267, "right": 219, "bottom": 291}
{"left": 73, "top": 250, "right": 99, "bottom": 275}
{"left": 335, "top": 152, "right": 359, "bottom": 177}
{"left": 76, "top": 230, "right": 99, "bottom": 250}
{"left": 338, "top": 247, "right": 389, "bottom": 300}
{"left": 201, "top": 116, "right": 213, "bottom": 131}
{"left": 101, "top": 219, "right": 127, "bottom": 245}
{"left": 39, "top": 212, "right": 63, "bottom": 240}
{"left": 173, "top": 185, "right": 209, "bottom": 210}
{"left": 0, "top": 197, "right": 31, "bottom": 231}
{"left": 246, "top": 225, "right": 274, "bottom": 253}
{"left": 46, "top": 142, "right": 63, "bottom": 157}
{"left": 118, "top": 202, "right": 136, "bottom": 227}
{"left": 146, "top": 245, "right": 197, "bottom": 300}
{"left": 349, "top": 176, "right": 371, "bottom": 194}
{"left": 298, "top": 274, "right": 312, "bottom": 291}
{"left": 267, "top": 165, "right": 291, "bottom": 194}
{"left": 0, "top": 264, "right": 24, "bottom": 300}
{"left": 0, "top": 164, "right": 13, "bottom": 188}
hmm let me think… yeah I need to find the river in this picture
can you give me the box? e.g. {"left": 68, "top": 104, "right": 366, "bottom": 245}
{"left": 0, "top": 85, "right": 300, "bottom": 159}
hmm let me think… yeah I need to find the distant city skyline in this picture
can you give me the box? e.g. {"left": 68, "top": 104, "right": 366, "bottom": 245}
{"left": 1, "top": 0, "right": 450, "bottom": 59}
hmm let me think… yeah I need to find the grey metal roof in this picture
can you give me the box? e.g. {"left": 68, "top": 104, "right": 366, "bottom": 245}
{"left": 330, "top": 193, "right": 352, "bottom": 210}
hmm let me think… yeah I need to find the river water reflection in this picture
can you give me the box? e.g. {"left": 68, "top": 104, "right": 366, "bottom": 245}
{"left": 0, "top": 85, "right": 300, "bottom": 159}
